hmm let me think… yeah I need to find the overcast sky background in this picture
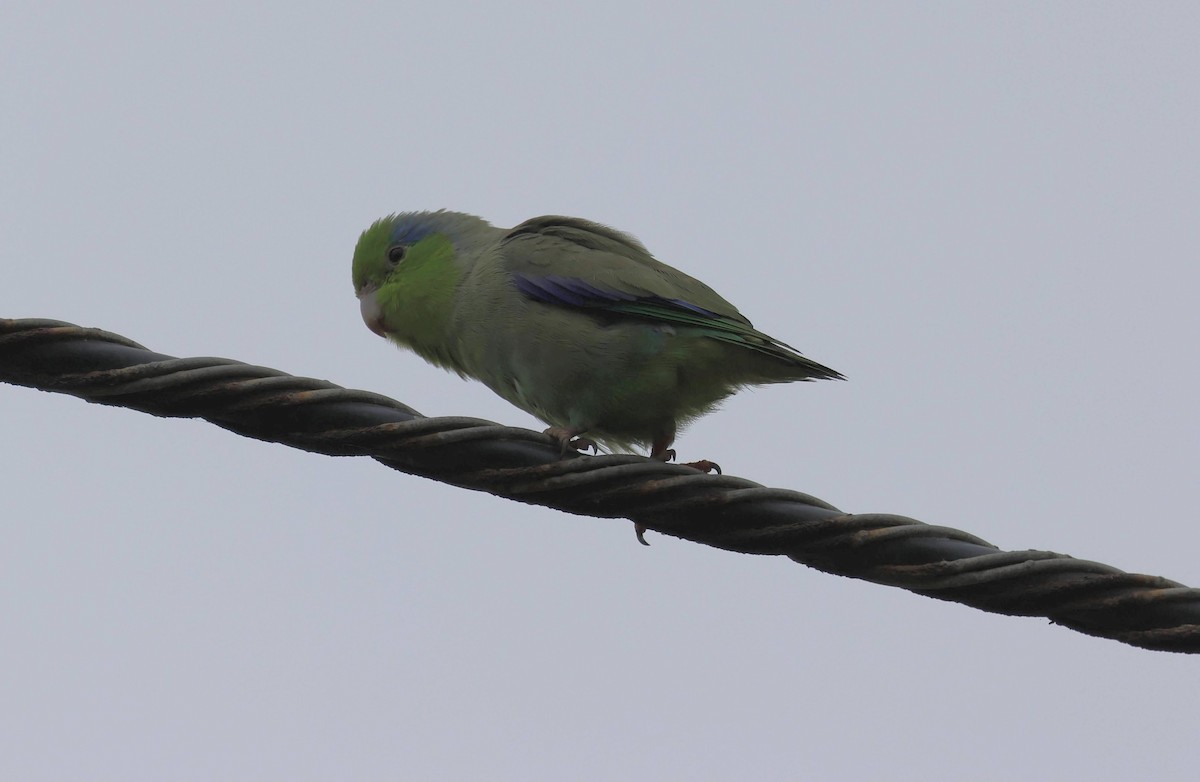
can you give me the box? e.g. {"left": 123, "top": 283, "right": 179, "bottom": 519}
{"left": 3, "top": 3, "right": 1198, "bottom": 780}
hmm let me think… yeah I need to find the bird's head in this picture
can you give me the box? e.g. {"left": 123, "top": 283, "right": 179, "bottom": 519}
{"left": 351, "top": 210, "right": 494, "bottom": 340}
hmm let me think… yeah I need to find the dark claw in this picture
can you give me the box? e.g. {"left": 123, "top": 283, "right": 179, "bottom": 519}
{"left": 634, "top": 523, "right": 650, "bottom": 546}
{"left": 649, "top": 446, "right": 720, "bottom": 474}
{"left": 544, "top": 426, "right": 597, "bottom": 456}
{"left": 568, "top": 436, "right": 598, "bottom": 454}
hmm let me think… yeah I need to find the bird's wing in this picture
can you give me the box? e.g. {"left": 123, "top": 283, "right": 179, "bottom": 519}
{"left": 500, "top": 216, "right": 835, "bottom": 372}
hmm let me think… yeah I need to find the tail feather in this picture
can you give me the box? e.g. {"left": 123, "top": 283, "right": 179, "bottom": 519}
{"left": 701, "top": 329, "right": 844, "bottom": 380}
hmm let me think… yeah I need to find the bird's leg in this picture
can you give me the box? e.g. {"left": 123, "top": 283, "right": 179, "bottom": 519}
{"left": 632, "top": 430, "right": 720, "bottom": 545}
{"left": 649, "top": 430, "right": 677, "bottom": 463}
{"left": 544, "top": 426, "right": 597, "bottom": 456}
{"left": 650, "top": 431, "right": 721, "bottom": 475}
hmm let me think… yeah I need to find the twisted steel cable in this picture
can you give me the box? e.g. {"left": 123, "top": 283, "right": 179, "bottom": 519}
{"left": 3, "top": 317, "right": 1197, "bottom": 653}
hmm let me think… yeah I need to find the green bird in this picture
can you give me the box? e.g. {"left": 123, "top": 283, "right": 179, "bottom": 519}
{"left": 353, "top": 210, "right": 842, "bottom": 465}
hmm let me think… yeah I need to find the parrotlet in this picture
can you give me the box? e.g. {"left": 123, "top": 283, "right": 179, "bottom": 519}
{"left": 352, "top": 210, "right": 842, "bottom": 465}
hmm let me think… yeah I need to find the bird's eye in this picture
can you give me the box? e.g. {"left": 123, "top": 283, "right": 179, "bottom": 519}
{"left": 386, "top": 244, "right": 407, "bottom": 266}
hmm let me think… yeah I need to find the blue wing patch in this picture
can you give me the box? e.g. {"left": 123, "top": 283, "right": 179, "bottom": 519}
{"left": 512, "top": 273, "right": 720, "bottom": 318}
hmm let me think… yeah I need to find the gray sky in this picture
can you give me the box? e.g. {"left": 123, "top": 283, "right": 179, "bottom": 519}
{"left": 3, "top": 2, "right": 1198, "bottom": 779}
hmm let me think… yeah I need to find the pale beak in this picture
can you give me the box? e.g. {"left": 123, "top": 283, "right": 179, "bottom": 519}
{"left": 358, "top": 287, "right": 387, "bottom": 337}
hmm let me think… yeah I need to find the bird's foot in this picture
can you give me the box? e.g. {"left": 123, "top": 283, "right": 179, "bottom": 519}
{"left": 634, "top": 449, "right": 721, "bottom": 545}
{"left": 649, "top": 448, "right": 722, "bottom": 475}
{"left": 544, "top": 426, "right": 597, "bottom": 456}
